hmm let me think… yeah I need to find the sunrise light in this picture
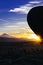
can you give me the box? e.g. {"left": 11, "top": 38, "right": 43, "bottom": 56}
{"left": 9, "top": 32, "right": 42, "bottom": 43}
{"left": 30, "top": 34, "right": 42, "bottom": 42}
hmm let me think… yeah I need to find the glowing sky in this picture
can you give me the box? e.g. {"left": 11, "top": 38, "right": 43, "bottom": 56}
{"left": 0, "top": 0, "right": 43, "bottom": 40}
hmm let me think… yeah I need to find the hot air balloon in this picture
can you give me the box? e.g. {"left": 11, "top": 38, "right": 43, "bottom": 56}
{"left": 27, "top": 6, "right": 43, "bottom": 39}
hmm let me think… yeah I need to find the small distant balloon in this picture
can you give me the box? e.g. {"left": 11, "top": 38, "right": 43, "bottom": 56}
{"left": 27, "top": 6, "right": 43, "bottom": 38}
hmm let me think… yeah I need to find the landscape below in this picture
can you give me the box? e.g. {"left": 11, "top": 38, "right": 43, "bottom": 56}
{"left": 0, "top": 33, "right": 43, "bottom": 65}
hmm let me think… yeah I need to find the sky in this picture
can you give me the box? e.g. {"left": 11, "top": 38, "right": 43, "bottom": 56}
{"left": 0, "top": 0, "right": 43, "bottom": 40}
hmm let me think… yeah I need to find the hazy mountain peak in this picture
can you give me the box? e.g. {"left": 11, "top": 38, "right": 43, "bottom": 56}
{"left": 2, "top": 33, "right": 8, "bottom": 35}
{"left": 0, "top": 33, "right": 12, "bottom": 38}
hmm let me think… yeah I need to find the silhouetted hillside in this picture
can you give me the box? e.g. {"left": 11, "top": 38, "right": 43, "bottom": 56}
{"left": 0, "top": 33, "right": 43, "bottom": 65}
{"left": 0, "top": 40, "right": 42, "bottom": 65}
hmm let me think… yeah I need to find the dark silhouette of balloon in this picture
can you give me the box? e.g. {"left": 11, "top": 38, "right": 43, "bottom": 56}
{"left": 27, "top": 6, "right": 43, "bottom": 38}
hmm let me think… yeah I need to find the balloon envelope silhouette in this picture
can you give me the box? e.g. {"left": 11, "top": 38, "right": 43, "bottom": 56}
{"left": 27, "top": 6, "right": 43, "bottom": 38}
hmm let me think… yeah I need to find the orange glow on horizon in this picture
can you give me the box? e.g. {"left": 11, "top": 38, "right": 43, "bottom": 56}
{"left": 9, "top": 33, "right": 42, "bottom": 42}
{"left": 0, "top": 32, "right": 42, "bottom": 43}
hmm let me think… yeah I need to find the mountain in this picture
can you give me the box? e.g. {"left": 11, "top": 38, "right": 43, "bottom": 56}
{"left": 0, "top": 33, "right": 29, "bottom": 42}
{"left": 0, "top": 33, "right": 13, "bottom": 38}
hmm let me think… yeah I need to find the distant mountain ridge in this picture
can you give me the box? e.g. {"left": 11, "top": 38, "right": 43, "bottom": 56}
{"left": 0, "top": 33, "right": 13, "bottom": 38}
{"left": 0, "top": 33, "right": 29, "bottom": 42}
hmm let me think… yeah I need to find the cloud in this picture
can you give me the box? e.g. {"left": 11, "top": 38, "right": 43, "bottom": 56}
{"left": 0, "top": 20, "right": 33, "bottom": 34}
{"left": 9, "top": 6, "right": 32, "bottom": 14}
{"left": 0, "top": 19, "right": 9, "bottom": 27}
{"left": 9, "top": 1, "right": 43, "bottom": 14}
{"left": 29, "top": 1, "right": 42, "bottom": 4}
{"left": 0, "top": 19, "right": 8, "bottom": 23}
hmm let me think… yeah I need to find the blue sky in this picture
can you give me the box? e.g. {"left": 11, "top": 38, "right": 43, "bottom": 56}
{"left": 0, "top": 0, "right": 43, "bottom": 38}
